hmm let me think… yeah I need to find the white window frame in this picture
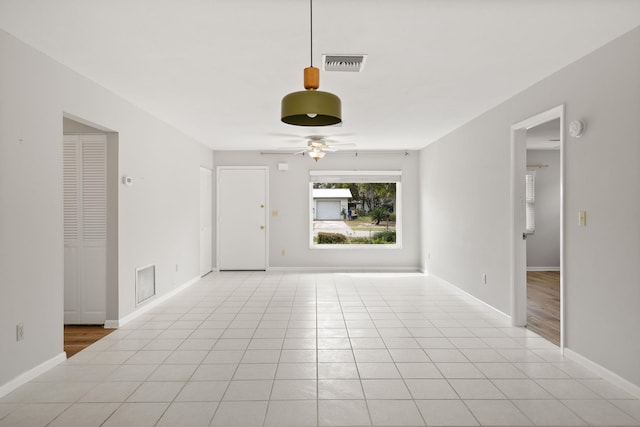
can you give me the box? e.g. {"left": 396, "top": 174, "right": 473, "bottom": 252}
{"left": 309, "top": 170, "right": 402, "bottom": 249}
{"left": 525, "top": 170, "right": 536, "bottom": 234}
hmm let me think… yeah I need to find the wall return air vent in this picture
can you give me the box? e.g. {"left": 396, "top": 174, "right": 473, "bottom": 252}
{"left": 136, "top": 264, "right": 156, "bottom": 305}
{"left": 323, "top": 54, "right": 367, "bottom": 72}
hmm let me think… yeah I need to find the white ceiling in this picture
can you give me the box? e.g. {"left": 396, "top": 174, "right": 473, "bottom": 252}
{"left": 1, "top": 0, "right": 639, "bottom": 151}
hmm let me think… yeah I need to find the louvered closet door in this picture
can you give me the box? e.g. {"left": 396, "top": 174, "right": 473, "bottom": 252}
{"left": 64, "top": 134, "right": 107, "bottom": 324}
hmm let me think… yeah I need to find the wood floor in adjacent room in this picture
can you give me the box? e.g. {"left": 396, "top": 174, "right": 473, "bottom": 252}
{"left": 526, "top": 271, "right": 560, "bottom": 346}
{"left": 64, "top": 325, "right": 114, "bottom": 357}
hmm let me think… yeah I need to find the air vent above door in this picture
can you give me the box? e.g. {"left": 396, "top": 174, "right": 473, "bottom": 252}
{"left": 323, "top": 54, "right": 367, "bottom": 72}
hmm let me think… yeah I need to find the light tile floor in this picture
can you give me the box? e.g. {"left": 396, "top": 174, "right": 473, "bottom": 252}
{"left": 1, "top": 272, "right": 639, "bottom": 426}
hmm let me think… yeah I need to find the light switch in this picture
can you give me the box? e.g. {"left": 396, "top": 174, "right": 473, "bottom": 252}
{"left": 579, "top": 210, "right": 587, "bottom": 227}
{"left": 272, "top": 210, "right": 279, "bottom": 217}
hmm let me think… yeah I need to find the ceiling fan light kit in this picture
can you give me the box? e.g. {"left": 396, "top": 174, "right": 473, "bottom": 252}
{"left": 308, "top": 149, "right": 326, "bottom": 162}
{"left": 281, "top": 0, "right": 342, "bottom": 127}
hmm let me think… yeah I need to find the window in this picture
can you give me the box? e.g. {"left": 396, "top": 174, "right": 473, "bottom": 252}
{"left": 525, "top": 170, "right": 536, "bottom": 234}
{"left": 309, "top": 170, "right": 401, "bottom": 248}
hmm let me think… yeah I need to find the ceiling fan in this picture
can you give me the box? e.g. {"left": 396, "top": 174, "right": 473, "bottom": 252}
{"left": 282, "top": 135, "right": 356, "bottom": 161}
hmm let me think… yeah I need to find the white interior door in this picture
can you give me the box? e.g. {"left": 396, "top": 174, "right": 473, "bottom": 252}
{"left": 200, "top": 167, "right": 213, "bottom": 276}
{"left": 217, "top": 167, "right": 267, "bottom": 270}
{"left": 64, "top": 134, "right": 107, "bottom": 324}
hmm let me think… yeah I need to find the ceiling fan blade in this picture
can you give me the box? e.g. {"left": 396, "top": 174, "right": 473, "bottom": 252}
{"left": 268, "top": 132, "right": 306, "bottom": 138}
{"left": 277, "top": 146, "right": 307, "bottom": 151}
{"left": 323, "top": 147, "right": 339, "bottom": 152}
{"left": 325, "top": 133, "right": 355, "bottom": 138}
{"left": 327, "top": 142, "right": 357, "bottom": 148}
{"left": 305, "top": 133, "right": 354, "bottom": 140}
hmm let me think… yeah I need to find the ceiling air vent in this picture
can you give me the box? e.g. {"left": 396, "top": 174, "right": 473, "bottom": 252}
{"left": 323, "top": 54, "right": 367, "bottom": 72}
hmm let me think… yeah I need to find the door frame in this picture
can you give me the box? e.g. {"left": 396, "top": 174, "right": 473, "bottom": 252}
{"left": 215, "top": 166, "right": 269, "bottom": 270}
{"left": 199, "top": 166, "right": 213, "bottom": 276}
{"left": 510, "top": 104, "right": 565, "bottom": 351}
{"left": 63, "top": 114, "right": 119, "bottom": 329}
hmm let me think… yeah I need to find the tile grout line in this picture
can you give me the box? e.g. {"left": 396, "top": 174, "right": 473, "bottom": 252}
{"left": 262, "top": 273, "right": 297, "bottom": 427}
{"left": 203, "top": 273, "right": 275, "bottom": 425}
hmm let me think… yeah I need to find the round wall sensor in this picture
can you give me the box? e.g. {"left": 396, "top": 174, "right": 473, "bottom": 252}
{"left": 569, "top": 120, "right": 586, "bottom": 138}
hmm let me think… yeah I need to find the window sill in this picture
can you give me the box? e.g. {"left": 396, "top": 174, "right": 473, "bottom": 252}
{"left": 310, "top": 244, "right": 402, "bottom": 250}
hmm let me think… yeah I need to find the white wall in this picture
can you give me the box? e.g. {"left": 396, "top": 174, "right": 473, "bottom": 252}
{"left": 214, "top": 151, "right": 420, "bottom": 270}
{"left": 0, "top": 29, "right": 213, "bottom": 388}
{"left": 420, "top": 26, "right": 640, "bottom": 387}
{"left": 526, "top": 150, "right": 561, "bottom": 269}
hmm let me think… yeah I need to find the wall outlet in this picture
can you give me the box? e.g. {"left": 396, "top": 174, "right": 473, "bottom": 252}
{"left": 281, "top": 249, "right": 286, "bottom": 256}
{"left": 16, "top": 323, "right": 24, "bottom": 341}
{"left": 579, "top": 210, "right": 587, "bottom": 227}
{"left": 482, "top": 273, "right": 487, "bottom": 285}
{"left": 175, "top": 264, "right": 179, "bottom": 272}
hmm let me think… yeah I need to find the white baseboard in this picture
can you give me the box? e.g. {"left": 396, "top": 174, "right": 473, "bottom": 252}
{"left": 426, "top": 273, "right": 640, "bottom": 398}
{"left": 105, "top": 275, "right": 200, "bottom": 329}
{"left": 0, "top": 352, "right": 67, "bottom": 399}
{"left": 267, "top": 266, "right": 421, "bottom": 273}
{"left": 527, "top": 266, "right": 560, "bottom": 271}
{"left": 103, "top": 320, "right": 119, "bottom": 329}
{"left": 427, "top": 273, "right": 511, "bottom": 321}
{"left": 563, "top": 348, "right": 640, "bottom": 399}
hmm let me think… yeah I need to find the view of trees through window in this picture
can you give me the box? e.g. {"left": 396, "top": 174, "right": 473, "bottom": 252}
{"left": 312, "top": 182, "right": 397, "bottom": 245}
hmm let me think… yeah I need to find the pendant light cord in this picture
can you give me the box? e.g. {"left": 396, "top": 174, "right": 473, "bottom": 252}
{"left": 310, "top": 0, "right": 313, "bottom": 67}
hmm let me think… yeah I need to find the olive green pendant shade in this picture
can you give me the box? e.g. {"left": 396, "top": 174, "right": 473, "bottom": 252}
{"left": 281, "top": 90, "right": 342, "bottom": 126}
{"left": 281, "top": 67, "right": 342, "bottom": 126}
{"left": 281, "top": 1, "right": 342, "bottom": 126}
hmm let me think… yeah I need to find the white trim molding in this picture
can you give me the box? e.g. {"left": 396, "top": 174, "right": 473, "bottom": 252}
{"left": 267, "top": 266, "right": 420, "bottom": 273}
{"left": 511, "top": 104, "right": 565, "bottom": 351}
{"left": 427, "top": 273, "right": 512, "bottom": 321}
{"left": 526, "top": 266, "right": 561, "bottom": 271}
{"left": 103, "top": 320, "right": 119, "bottom": 329}
{"left": 0, "top": 352, "right": 66, "bottom": 399}
{"left": 105, "top": 275, "right": 200, "bottom": 329}
{"left": 564, "top": 348, "right": 640, "bottom": 399}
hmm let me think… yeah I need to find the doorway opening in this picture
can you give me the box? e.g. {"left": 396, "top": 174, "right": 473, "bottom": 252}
{"left": 525, "top": 118, "right": 561, "bottom": 345}
{"left": 200, "top": 167, "right": 213, "bottom": 276}
{"left": 511, "top": 106, "right": 564, "bottom": 350}
{"left": 63, "top": 115, "right": 118, "bottom": 355}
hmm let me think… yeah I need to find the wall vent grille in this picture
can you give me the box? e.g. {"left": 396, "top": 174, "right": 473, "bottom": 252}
{"left": 136, "top": 264, "right": 156, "bottom": 305}
{"left": 323, "top": 54, "right": 367, "bottom": 72}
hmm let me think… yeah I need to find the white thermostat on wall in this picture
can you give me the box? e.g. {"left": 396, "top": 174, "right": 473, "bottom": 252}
{"left": 122, "top": 175, "right": 133, "bottom": 186}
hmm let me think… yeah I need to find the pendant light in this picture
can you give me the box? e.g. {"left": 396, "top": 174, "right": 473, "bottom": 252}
{"left": 281, "top": 0, "right": 342, "bottom": 126}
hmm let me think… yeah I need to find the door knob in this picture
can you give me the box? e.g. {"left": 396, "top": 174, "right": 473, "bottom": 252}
{"left": 260, "top": 225, "right": 265, "bottom": 230}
